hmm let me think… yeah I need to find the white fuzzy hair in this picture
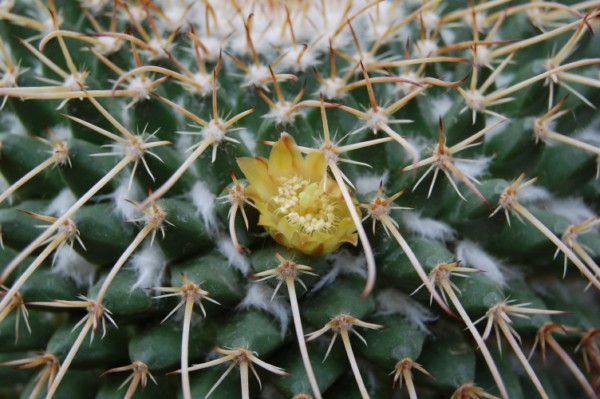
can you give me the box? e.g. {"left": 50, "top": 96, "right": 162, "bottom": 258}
{"left": 355, "top": 171, "right": 389, "bottom": 196}
{"left": 454, "top": 156, "right": 492, "bottom": 181}
{"left": 44, "top": 189, "right": 77, "bottom": 217}
{"left": 238, "top": 128, "right": 257, "bottom": 156}
{"left": 401, "top": 211, "right": 455, "bottom": 242}
{"left": 188, "top": 181, "right": 219, "bottom": 235}
{"left": 217, "top": 235, "right": 250, "bottom": 274}
{"left": 311, "top": 249, "right": 367, "bottom": 293}
{"left": 110, "top": 176, "right": 143, "bottom": 220}
{"left": 519, "top": 184, "right": 551, "bottom": 203}
{"left": 0, "top": 112, "right": 27, "bottom": 136}
{"left": 375, "top": 288, "right": 437, "bottom": 334}
{"left": 52, "top": 245, "right": 98, "bottom": 287}
{"left": 456, "top": 240, "right": 506, "bottom": 287}
{"left": 129, "top": 242, "right": 168, "bottom": 290}
{"left": 238, "top": 283, "right": 290, "bottom": 336}
{"left": 546, "top": 197, "right": 595, "bottom": 225}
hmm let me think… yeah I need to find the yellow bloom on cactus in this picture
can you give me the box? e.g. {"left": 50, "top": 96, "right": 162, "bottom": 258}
{"left": 237, "top": 133, "right": 360, "bottom": 255}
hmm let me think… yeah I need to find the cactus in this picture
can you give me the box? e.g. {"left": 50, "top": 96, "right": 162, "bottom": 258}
{"left": 0, "top": 1, "right": 599, "bottom": 398}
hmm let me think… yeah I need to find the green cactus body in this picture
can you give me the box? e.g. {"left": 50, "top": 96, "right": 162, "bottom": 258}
{"left": 0, "top": 1, "right": 599, "bottom": 399}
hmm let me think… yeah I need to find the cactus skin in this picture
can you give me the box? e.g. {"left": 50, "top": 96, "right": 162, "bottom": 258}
{"left": 0, "top": 1, "right": 599, "bottom": 399}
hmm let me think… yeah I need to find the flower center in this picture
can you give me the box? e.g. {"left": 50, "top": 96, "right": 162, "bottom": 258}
{"left": 271, "top": 175, "right": 338, "bottom": 235}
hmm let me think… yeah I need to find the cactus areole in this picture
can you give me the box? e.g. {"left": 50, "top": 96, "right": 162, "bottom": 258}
{"left": 0, "top": 2, "right": 599, "bottom": 399}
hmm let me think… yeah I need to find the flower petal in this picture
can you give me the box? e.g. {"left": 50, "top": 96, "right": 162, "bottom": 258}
{"left": 268, "top": 133, "right": 304, "bottom": 178}
{"left": 301, "top": 151, "right": 327, "bottom": 182}
{"left": 237, "top": 156, "right": 276, "bottom": 199}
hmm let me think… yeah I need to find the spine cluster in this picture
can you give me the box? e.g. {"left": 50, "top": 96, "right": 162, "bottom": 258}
{"left": 0, "top": 1, "right": 599, "bottom": 398}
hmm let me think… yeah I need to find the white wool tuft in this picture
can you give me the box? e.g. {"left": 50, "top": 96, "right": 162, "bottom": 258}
{"left": 51, "top": 124, "right": 72, "bottom": 141}
{"left": 239, "top": 283, "right": 290, "bottom": 336}
{"left": 238, "top": 128, "right": 257, "bottom": 156}
{"left": 413, "top": 38, "right": 438, "bottom": 58}
{"left": 52, "top": 245, "right": 98, "bottom": 287}
{"left": 483, "top": 116, "right": 510, "bottom": 141}
{"left": 175, "top": 133, "right": 196, "bottom": 157}
{"left": 278, "top": 46, "right": 320, "bottom": 73}
{"left": 375, "top": 289, "right": 437, "bottom": 333}
{"left": 355, "top": 172, "right": 388, "bottom": 196}
{"left": 189, "top": 181, "right": 219, "bottom": 234}
{"left": 217, "top": 236, "right": 250, "bottom": 273}
{"left": 520, "top": 184, "right": 551, "bottom": 203}
{"left": 264, "top": 102, "right": 298, "bottom": 125}
{"left": 317, "top": 77, "right": 347, "bottom": 100}
{"left": 311, "top": 250, "right": 367, "bottom": 293}
{"left": 454, "top": 156, "right": 492, "bottom": 180}
{"left": 364, "top": 108, "right": 390, "bottom": 132}
{"left": 494, "top": 72, "right": 516, "bottom": 89}
{"left": 456, "top": 240, "right": 506, "bottom": 286}
{"left": 44, "top": 189, "right": 77, "bottom": 216}
{"left": 546, "top": 197, "right": 595, "bottom": 224}
{"left": 118, "top": 104, "right": 132, "bottom": 130}
{"left": 401, "top": 211, "right": 455, "bottom": 241}
{"left": 111, "top": 176, "right": 143, "bottom": 220}
{"left": 575, "top": 124, "right": 600, "bottom": 143}
{"left": 0, "top": 113, "right": 26, "bottom": 136}
{"left": 129, "top": 243, "right": 168, "bottom": 290}
{"left": 410, "top": 135, "right": 432, "bottom": 157}
{"left": 421, "top": 11, "right": 440, "bottom": 33}
{"left": 439, "top": 28, "right": 456, "bottom": 46}
{"left": 430, "top": 95, "right": 453, "bottom": 117}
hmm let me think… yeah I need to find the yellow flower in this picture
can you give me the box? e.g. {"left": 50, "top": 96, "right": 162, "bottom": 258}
{"left": 237, "top": 133, "right": 360, "bottom": 255}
